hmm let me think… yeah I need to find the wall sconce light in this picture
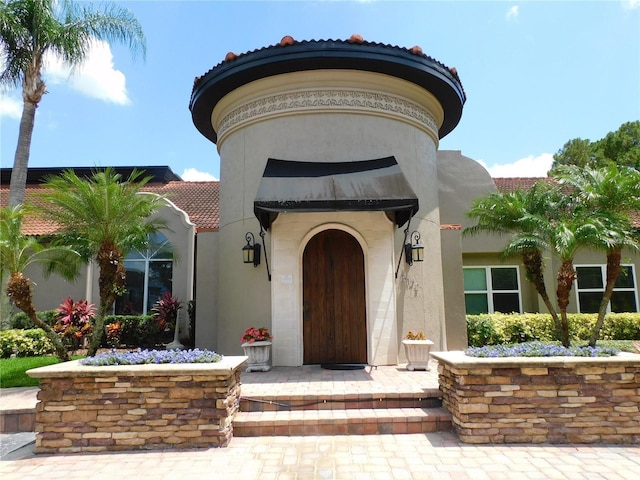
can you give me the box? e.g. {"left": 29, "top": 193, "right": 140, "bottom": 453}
{"left": 404, "top": 231, "right": 424, "bottom": 265}
{"left": 242, "top": 232, "right": 261, "bottom": 267}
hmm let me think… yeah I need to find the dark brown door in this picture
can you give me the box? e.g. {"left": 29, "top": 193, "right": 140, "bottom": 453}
{"left": 303, "top": 229, "right": 367, "bottom": 364}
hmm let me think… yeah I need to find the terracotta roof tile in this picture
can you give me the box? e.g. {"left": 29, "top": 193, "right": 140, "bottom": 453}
{"left": 3, "top": 176, "right": 637, "bottom": 234}
{"left": 0, "top": 181, "right": 220, "bottom": 235}
{"left": 492, "top": 177, "right": 549, "bottom": 193}
{"left": 493, "top": 177, "right": 639, "bottom": 228}
{"left": 142, "top": 181, "right": 219, "bottom": 232}
{"left": 194, "top": 36, "right": 464, "bottom": 95}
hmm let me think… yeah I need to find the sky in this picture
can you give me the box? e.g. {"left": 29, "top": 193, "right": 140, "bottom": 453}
{"left": 1, "top": 0, "right": 639, "bottom": 181}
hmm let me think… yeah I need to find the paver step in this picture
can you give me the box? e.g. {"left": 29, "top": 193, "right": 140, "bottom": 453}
{"left": 233, "top": 407, "right": 452, "bottom": 437}
{"left": 0, "top": 409, "right": 35, "bottom": 433}
{"left": 239, "top": 389, "right": 442, "bottom": 412}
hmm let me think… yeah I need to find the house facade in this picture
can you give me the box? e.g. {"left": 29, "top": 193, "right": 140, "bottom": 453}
{"left": 2, "top": 38, "right": 638, "bottom": 365}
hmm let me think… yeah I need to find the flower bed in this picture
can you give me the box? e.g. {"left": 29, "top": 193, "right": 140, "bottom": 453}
{"left": 80, "top": 348, "right": 222, "bottom": 366}
{"left": 431, "top": 351, "right": 640, "bottom": 444}
{"left": 27, "top": 355, "right": 246, "bottom": 453}
{"left": 466, "top": 342, "right": 619, "bottom": 358}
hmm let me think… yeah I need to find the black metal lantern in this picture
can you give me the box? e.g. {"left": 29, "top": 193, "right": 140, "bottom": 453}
{"left": 242, "top": 232, "right": 261, "bottom": 267}
{"left": 405, "top": 231, "right": 424, "bottom": 265}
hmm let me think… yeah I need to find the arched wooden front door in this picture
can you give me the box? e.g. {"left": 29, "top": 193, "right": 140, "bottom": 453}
{"left": 303, "top": 229, "right": 367, "bottom": 364}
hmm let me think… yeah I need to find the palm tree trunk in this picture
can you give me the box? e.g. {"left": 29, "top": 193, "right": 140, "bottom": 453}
{"left": 556, "top": 260, "right": 576, "bottom": 347}
{"left": 88, "top": 243, "right": 126, "bottom": 356}
{"left": 589, "top": 248, "right": 622, "bottom": 347}
{"left": 522, "top": 249, "right": 563, "bottom": 342}
{"left": 6, "top": 272, "right": 69, "bottom": 361}
{"left": 8, "top": 100, "right": 38, "bottom": 207}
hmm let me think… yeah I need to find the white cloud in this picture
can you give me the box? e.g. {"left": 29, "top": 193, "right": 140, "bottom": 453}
{"left": 43, "top": 39, "right": 131, "bottom": 105}
{"left": 506, "top": 5, "right": 519, "bottom": 21}
{"left": 181, "top": 168, "right": 218, "bottom": 182}
{"left": 0, "top": 93, "right": 22, "bottom": 119}
{"left": 479, "top": 153, "right": 553, "bottom": 177}
{"left": 622, "top": 0, "right": 639, "bottom": 9}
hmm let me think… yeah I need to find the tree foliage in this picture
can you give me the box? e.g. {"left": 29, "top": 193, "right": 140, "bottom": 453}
{"left": 0, "top": 206, "right": 81, "bottom": 360}
{"left": 465, "top": 164, "right": 640, "bottom": 347}
{"left": 0, "top": 0, "right": 146, "bottom": 207}
{"left": 551, "top": 121, "right": 640, "bottom": 171}
{"left": 553, "top": 164, "right": 640, "bottom": 346}
{"left": 36, "top": 168, "right": 168, "bottom": 356}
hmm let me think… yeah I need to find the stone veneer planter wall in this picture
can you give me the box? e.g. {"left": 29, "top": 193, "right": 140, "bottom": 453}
{"left": 430, "top": 351, "right": 640, "bottom": 444}
{"left": 27, "top": 357, "right": 246, "bottom": 454}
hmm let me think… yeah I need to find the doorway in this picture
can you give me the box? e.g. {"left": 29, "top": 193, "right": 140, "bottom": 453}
{"left": 302, "top": 229, "right": 367, "bottom": 364}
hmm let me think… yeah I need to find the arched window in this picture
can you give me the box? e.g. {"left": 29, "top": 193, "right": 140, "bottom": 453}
{"left": 114, "top": 233, "right": 174, "bottom": 315}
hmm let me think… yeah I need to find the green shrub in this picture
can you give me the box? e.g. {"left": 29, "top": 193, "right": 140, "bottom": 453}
{"left": 598, "top": 313, "right": 640, "bottom": 340}
{"left": 467, "top": 312, "right": 640, "bottom": 346}
{"left": 466, "top": 316, "right": 498, "bottom": 347}
{"left": 11, "top": 310, "right": 58, "bottom": 329}
{"left": 102, "top": 315, "right": 169, "bottom": 348}
{"left": 0, "top": 329, "right": 54, "bottom": 358}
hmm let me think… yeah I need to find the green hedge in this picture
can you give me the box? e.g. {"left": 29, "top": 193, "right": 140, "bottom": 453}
{"left": 9, "top": 310, "right": 58, "bottom": 329}
{"left": 102, "top": 315, "right": 171, "bottom": 349}
{"left": 2, "top": 314, "right": 170, "bottom": 357}
{"left": 467, "top": 313, "right": 640, "bottom": 347}
{"left": 0, "top": 329, "right": 54, "bottom": 358}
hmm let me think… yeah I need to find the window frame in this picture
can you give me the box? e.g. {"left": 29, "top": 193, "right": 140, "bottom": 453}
{"left": 114, "top": 233, "right": 174, "bottom": 315}
{"left": 463, "top": 266, "right": 522, "bottom": 314}
{"left": 574, "top": 264, "right": 638, "bottom": 313}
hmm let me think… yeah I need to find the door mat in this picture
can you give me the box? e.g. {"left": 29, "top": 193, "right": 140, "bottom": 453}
{"left": 320, "top": 364, "right": 366, "bottom": 370}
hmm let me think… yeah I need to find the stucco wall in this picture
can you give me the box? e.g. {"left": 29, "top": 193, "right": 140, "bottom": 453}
{"left": 212, "top": 70, "right": 446, "bottom": 363}
{"left": 439, "top": 229, "right": 468, "bottom": 350}
{"left": 270, "top": 212, "right": 398, "bottom": 366}
{"left": 194, "top": 231, "right": 218, "bottom": 351}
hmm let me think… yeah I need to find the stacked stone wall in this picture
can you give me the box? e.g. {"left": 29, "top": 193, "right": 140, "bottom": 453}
{"left": 28, "top": 359, "right": 245, "bottom": 454}
{"left": 431, "top": 352, "right": 640, "bottom": 444}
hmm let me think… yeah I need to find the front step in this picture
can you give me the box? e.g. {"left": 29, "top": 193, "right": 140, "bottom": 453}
{"left": 239, "top": 392, "right": 442, "bottom": 412}
{"left": 233, "top": 407, "right": 453, "bottom": 437}
{"left": 234, "top": 388, "right": 452, "bottom": 437}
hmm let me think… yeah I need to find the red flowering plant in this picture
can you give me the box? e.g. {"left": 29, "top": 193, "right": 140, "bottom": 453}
{"left": 151, "top": 291, "right": 182, "bottom": 332}
{"left": 54, "top": 298, "right": 95, "bottom": 350}
{"left": 240, "top": 327, "right": 273, "bottom": 345}
{"left": 105, "top": 321, "right": 123, "bottom": 347}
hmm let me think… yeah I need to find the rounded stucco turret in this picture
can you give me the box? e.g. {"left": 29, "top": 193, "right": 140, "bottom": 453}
{"left": 190, "top": 37, "right": 465, "bottom": 365}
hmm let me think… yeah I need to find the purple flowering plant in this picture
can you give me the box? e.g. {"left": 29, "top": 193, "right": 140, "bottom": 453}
{"left": 80, "top": 348, "right": 222, "bottom": 366}
{"left": 465, "top": 341, "right": 619, "bottom": 358}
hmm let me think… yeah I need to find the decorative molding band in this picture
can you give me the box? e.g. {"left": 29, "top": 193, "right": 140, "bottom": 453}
{"left": 217, "top": 89, "right": 438, "bottom": 143}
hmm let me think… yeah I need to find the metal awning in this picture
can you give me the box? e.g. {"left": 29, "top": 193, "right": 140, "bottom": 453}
{"left": 254, "top": 157, "right": 419, "bottom": 230}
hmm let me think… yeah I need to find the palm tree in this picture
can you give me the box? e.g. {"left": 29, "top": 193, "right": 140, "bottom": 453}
{"left": 37, "top": 168, "right": 167, "bottom": 356}
{"left": 0, "top": 0, "right": 146, "bottom": 207}
{"left": 466, "top": 178, "right": 633, "bottom": 347}
{"left": 542, "top": 213, "right": 618, "bottom": 347}
{"left": 553, "top": 165, "right": 640, "bottom": 346}
{"left": 465, "top": 182, "right": 566, "bottom": 343}
{"left": 0, "top": 206, "right": 81, "bottom": 361}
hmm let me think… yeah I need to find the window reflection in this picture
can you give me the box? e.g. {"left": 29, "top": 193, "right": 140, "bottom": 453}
{"left": 114, "top": 233, "right": 173, "bottom": 315}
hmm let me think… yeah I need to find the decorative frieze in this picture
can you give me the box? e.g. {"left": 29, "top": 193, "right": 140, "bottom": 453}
{"left": 217, "top": 89, "right": 438, "bottom": 143}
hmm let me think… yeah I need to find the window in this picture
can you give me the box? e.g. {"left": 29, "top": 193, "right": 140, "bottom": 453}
{"left": 114, "top": 233, "right": 174, "bottom": 315}
{"left": 575, "top": 265, "right": 638, "bottom": 313}
{"left": 463, "top": 267, "right": 521, "bottom": 314}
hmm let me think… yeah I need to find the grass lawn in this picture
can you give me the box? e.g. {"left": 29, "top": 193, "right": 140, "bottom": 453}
{"left": 0, "top": 356, "right": 63, "bottom": 388}
{"left": 0, "top": 355, "right": 84, "bottom": 388}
